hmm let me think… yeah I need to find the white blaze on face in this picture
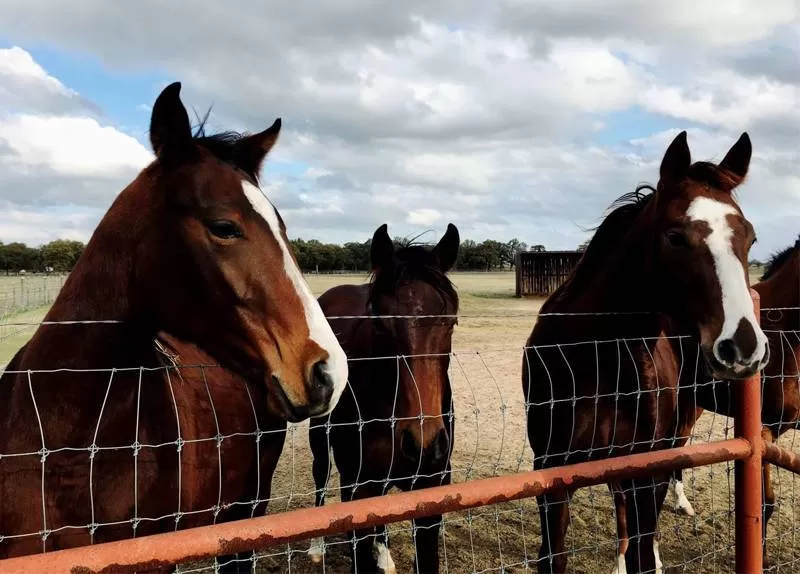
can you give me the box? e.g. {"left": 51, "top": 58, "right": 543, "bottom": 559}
{"left": 242, "top": 180, "right": 348, "bottom": 411}
{"left": 686, "top": 196, "right": 767, "bottom": 368}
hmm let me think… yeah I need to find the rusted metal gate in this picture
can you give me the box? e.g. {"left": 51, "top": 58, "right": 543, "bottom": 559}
{"left": 515, "top": 251, "right": 583, "bottom": 297}
{"left": 0, "top": 292, "right": 777, "bottom": 573}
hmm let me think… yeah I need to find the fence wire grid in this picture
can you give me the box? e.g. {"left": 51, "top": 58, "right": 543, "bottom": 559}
{"left": 0, "top": 311, "right": 797, "bottom": 574}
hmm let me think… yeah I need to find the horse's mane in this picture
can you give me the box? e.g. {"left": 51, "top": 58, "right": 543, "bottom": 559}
{"left": 546, "top": 185, "right": 655, "bottom": 307}
{"left": 191, "top": 110, "right": 260, "bottom": 179}
{"left": 761, "top": 234, "right": 800, "bottom": 280}
{"left": 684, "top": 161, "right": 743, "bottom": 192}
{"left": 368, "top": 244, "right": 458, "bottom": 310}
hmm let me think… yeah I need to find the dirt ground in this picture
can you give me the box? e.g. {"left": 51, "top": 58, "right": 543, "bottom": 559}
{"left": 206, "top": 272, "right": 799, "bottom": 574}
{"left": 2, "top": 271, "right": 797, "bottom": 573}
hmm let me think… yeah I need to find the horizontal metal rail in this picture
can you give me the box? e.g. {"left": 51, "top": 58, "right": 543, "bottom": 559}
{"left": 763, "top": 440, "right": 800, "bottom": 474}
{"left": 0, "top": 437, "right": 752, "bottom": 574}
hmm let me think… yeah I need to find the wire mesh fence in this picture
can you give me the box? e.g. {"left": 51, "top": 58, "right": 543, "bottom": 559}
{"left": 0, "top": 311, "right": 797, "bottom": 573}
{"left": 0, "top": 274, "right": 67, "bottom": 317}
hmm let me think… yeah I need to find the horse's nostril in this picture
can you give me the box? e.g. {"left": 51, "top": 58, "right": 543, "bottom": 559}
{"left": 430, "top": 428, "right": 449, "bottom": 466}
{"left": 715, "top": 338, "right": 738, "bottom": 365}
{"left": 400, "top": 429, "right": 419, "bottom": 462}
{"left": 310, "top": 360, "right": 334, "bottom": 404}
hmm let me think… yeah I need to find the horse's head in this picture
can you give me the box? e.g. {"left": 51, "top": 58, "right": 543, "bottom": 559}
{"left": 760, "top": 235, "right": 800, "bottom": 332}
{"left": 650, "top": 130, "right": 768, "bottom": 379}
{"left": 368, "top": 223, "right": 460, "bottom": 470}
{"left": 132, "top": 82, "right": 347, "bottom": 422}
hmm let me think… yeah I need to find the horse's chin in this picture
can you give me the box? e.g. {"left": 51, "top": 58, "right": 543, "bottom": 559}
{"left": 703, "top": 351, "right": 759, "bottom": 381}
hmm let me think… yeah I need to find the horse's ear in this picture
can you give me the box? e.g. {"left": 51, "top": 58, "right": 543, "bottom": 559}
{"left": 370, "top": 224, "right": 394, "bottom": 271}
{"left": 433, "top": 223, "right": 460, "bottom": 272}
{"left": 235, "top": 118, "right": 282, "bottom": 178}
{"left": 719, "top": 132, "right": 751, "bottom": 188}
{"left": 659, "top": 130, "right": 691, "bottom": 185}
{"left": 149, "top": 82, "right": 193, "bottom": 159}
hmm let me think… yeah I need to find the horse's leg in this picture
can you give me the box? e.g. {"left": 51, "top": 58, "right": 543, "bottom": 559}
{"left": 308, "top": 416, "right": 332, "bottom": 563}
{"left": 762, "top": 428, "right": 776, "bottom": 564}
{"left": 216, "top": 423, "right": 287, "bottom": 574}
{"left": 622, "top": 476, "right": 668, "bottom": 574}
{"left": 667, "top": 468, "right": 695, "bottom": 516}
{"left": 412, "top": 514, "right": 442, "bottom": 574}
{"left": 344, "top": 481, "right": 385, "bottom": 574}
{"left": 372, "top": 523, "right": 396, "bottom": 574}
{"left": 609, "top": 482, "right": 629, "bottom": 574}
{"left": 536, "top": 488, "right": 571, "bottom": 574}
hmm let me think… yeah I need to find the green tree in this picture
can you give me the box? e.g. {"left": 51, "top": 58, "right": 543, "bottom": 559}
{"left": 40, "top": 239, "right": 85, "bottom": 272}
{"left": 0, "top": 242, "right": 40, "bottom": 272}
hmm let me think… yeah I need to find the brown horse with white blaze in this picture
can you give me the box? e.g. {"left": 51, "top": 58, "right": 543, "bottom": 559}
{"left": 0, "top": 82, "right": 347, "bottom": 572}
{"left": 522, "top": 131, "right": 768, "bottom": 573}
{"left": 307, "top": 223, "right": 460, "bottom": 574}
{"left": 687, "top": 234, "right": 798, "bottom": 562}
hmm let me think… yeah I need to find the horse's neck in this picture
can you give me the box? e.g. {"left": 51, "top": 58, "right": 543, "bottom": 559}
{"left": 557, "top": 242, "right": 667, "bottom": 339}
{"left": 19, "top": 214, "right": 157, "bottom": 372}
{"left": 758, "top": 259, "right": 800, "bottom": 332}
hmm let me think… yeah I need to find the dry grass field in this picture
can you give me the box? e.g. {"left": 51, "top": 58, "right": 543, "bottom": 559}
{"left": 1, "top": 270, "right": 797, "bottom": 573}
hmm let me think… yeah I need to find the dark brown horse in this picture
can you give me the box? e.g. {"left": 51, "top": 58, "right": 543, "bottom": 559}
{"left": 522, "top": 131, "right": 768, "bottom": 574}
{"left": 0, "top": 83, "right": 347, "bottom": 572}
{"left": 306, "top": 223, "right": 460, "bottom": 573}
{"left": 758, "top": 236, "right": 800, "bottom": 555}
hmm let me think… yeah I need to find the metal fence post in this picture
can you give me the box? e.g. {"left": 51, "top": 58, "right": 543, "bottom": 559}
{"left": 735, "top": 289, "right": 763, "bottom": 573}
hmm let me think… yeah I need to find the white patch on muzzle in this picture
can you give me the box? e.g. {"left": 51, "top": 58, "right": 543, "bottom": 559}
{"left": 686, "top": 197, "right": 768, "bottom": 371}
{"left": 242, "top": 180, "right": 348, "bottom": 412}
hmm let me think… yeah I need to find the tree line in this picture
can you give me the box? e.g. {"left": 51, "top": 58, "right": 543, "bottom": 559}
{"left": 290, "top": 237, "right": 543, "bottom": 272}
{"left": 1, "top": 237, "right": 546, "bottom": 274}
{"left": 0, "top": 240, "right": 86, "bottom": 274}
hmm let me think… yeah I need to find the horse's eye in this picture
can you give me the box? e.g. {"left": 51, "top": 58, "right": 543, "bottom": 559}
{"left": 206, "top": 220, "right": 243, "bottom": 240}
{"left": 665, "top": 230, "right": 689, "bottom": 248}
{"left": 751, "top": 235, "right": 758, "bottom": 247}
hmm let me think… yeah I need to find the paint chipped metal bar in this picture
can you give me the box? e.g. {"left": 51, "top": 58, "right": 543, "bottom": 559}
{"left": 763, "top": 441, "right": 800, "bottom": 475}
{"left": 734, "top": 289, "right": 764, "bottom": 574}
{"left": 0, "top": 438, "right": 752, "bottom": 574}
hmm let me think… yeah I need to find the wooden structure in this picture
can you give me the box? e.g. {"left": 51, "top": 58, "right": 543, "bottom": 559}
{"left": 515, "top": 250, "right": 583, "bottom": 297}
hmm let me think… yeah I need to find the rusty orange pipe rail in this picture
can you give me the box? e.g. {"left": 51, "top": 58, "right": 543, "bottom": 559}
{"left": 734, "top": 290, "right": 763, "bottom": 574}
{"left": 0, "top": 438, "right": 752, "bottom": 574}
{"left": 763, "top": 441, "right": 800, "bottom": 474}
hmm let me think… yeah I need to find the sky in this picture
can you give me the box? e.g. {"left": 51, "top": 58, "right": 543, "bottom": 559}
{"left": 0, "top": 1, "right": 799, "bottom": 259}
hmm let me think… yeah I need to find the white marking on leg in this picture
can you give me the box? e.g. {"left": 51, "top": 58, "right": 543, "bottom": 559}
{"left": 653, "top": 538, "right": 663, "bottom": 574}
{"left": 687, "top": 197, "right": 768, "bottom": 371}
{"left": 242, "top": 180, "right": 348, "bottom": 410}
{"left": 670, "top": 478, "right": 695, "bottom": 516}
{"left": 372, "top": 540, "right": 396, "bottom": 573}
{"left": 307, "top": 537, "right": 325, "bottom": 563}
{"left": 611, "top": 553, "right": 627, "bottom": 574}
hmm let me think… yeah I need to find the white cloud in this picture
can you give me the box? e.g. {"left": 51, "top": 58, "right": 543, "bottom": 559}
{"left": 407, "top": 208, "right": 442, "bottom": 226}
{"left": 0, "top": 114, "right": 152, "bottom": 177}
{"left": 0, "top": 3, "right": 797, "bottom": 258}
{"left": 0, "top": 46, "right": 98, "bottom": 115}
